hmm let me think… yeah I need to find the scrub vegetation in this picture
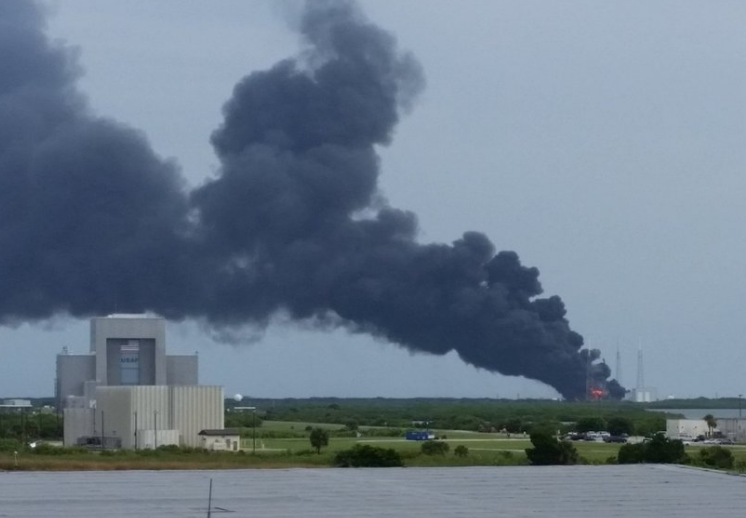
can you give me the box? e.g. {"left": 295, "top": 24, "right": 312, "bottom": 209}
{"left": 3, "top": 398, "right": 746, "bottom": 472}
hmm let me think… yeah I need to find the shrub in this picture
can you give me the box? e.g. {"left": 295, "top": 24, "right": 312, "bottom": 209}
{"left": 293, "top": 449, "right": 317, "bottom": 456}
{"left": 498, "top": 451, "right": 514, "bottom": 461}
{"left": 0, "top": 439, "right": 22, "bottom": 452}
{"left": 575, "top": 417, "right": 607, "bottom": 433}
{"left": 698, "top": 446, "right": 734, "bottom": 469}
{"left": 30, "top": 444, "right": 89, "bottom": 456}
{"left": 421, "top": 440, "right": 450, "bottom": 456}
{"left": 525, "top": 432, "right": 578, "bottom": 465}
{"left": 617, "top": 434, "right": 686, "bottom": 464}
{"left": 361, "top": 428, "right": 404, "bottom": 438}
{"left": 617, "top": 443, "right": 645, "bottom": 464}
{"left": 644, "top": 434, "right": 686, "bottom": 464}
{"left": 152, "top": 445, "right": 206, "bottom": 455}
{"left": 454, "top": 445, "right": 469, "bottom": 458}
{"left": 334, "top": 445, "right": 403, "bottom": 467}
{"left": 607, "top": 417, "right": 634, "bottom": 436}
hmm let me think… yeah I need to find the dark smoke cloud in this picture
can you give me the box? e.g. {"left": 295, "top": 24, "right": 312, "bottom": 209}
{"left": 0, "top": 1, "right": 622, "bottom": 400}
{"left": 0, "top": 2, "right": 196, "bottom": 321}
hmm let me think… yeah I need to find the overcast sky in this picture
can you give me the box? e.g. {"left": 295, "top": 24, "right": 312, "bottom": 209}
{"left": 2, "top": 0, "right": 746, "bottom": 400}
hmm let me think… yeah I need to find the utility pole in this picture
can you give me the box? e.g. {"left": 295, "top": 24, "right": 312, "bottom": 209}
{"left": 154, "top": 411, "right": 158, "bottom": 449}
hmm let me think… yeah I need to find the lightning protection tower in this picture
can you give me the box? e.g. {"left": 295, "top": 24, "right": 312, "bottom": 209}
{"left": 615, "top": 345, "right": 622, "bottom": 385}
{"left": 636, "top": 346, "right": 644, "bottom": 394}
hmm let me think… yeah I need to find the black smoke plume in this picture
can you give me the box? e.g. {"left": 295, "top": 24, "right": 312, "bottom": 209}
{"left": 0, "top": 1, "right": 623, "bottom": 400}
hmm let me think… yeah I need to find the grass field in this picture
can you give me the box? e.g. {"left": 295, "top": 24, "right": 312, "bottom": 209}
{"left": 244, "top": 421, "right": 624, "bottom": 464}
{"left": 4, "top": 419, "right": 746, "bottom": 471}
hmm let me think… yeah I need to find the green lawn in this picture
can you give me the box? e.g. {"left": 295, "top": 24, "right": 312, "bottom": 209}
{"left": 242, "top": 422, "right": 631, "bottom": 463}
{"left": 7, "top": 418, "right": 746, "bottom": 471}
{"left": 248, "top": 422, "right": 746, "bottom": 465}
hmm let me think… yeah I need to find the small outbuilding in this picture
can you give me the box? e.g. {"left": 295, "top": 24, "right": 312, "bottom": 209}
{"left": 199, "top": 429, "right": 241, "bottom": 452}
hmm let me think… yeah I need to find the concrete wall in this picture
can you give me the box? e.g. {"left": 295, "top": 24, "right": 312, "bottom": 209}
{"left": 170, "top": 386, "right": 224, "bottom": 447}
{"left": 137, "top": 429, "right": 180, "bottom": 449}
{"left": 666, "top": 419, "right": 711, "bottom": 439}
{"left": 91, "top": 315, "right": 166, "bottom": 385}
{"left": 56, "top": 355, "right": 95, "bottom": 408}
{"left": 201, "top": 434, "right": 240, "bottom": 451}
{"left": 90, "top": 385, "right": 222, "bottom": 449}
{"left": 57, "top": 316, "right": 200, "bottom": 413}
{"left": 714, "top": 418, "right": 746, "bottom": 442}
{"left": 96, "top": 385, "right": 170, "bottom": 449}
{"left": 105, "top": 338, "right": 157, "bottom": 386}
{"left": 166, "top": 356, "right": 198, "bottom": 385}
{"left": 63, "top": 408, "right": 94, "bottom": 447}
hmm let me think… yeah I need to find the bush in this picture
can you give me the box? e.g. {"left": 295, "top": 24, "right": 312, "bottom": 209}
{"left": 698, "top": 446, "right": 734, "bottom": 469}
{"left": 644, "top": 434, "right": 686, "bottom": 464}
{"left": 421, "top": 440, "right": 450, "bottom": 456}
{"left": 0, "top": 439, "right": 22, "bottom": 452}
{"left": 31, "top": 444, "right": 89, "bottom": 456}
{"left": 152, "top": 445, "right": 206, "bottom": 455}
{"left": 360, "top": 428, "right": 404, "bottom": 438}
{"left": 617, "top": 434, "right": 686, "bottom": 464}
{"left": 454, "top": 445, "right": 469, "bottom": 457}
{"left": 293, "top": 449, "right": 317, "bottom": 456}
{"left": 334, "top": 445, "right": 403, "bottom": 467}
{"left": 617, "top": 443, "right": 645, "bottom": 464}
{"left": 607, "top": 417, "right": 634, "bottom": 436}
{"left": 575, "top": 417, "right": 607, "bottom": 433}
{"left": 525, "top": 432, "right": 578, "bottom": 465}
{"left": 634, "top": 417, "right": 666, "bottom": 437}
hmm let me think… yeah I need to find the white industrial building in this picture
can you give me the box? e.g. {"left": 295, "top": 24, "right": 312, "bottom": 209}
{"left": 666, "top": 419, "right": 712, "bottom": 440}
{"left": 714, "top": 418, "right": 746, "bottom": 442}
{"left": 666, "top": 417, "right": 746, "bottom": 442}
{"left": 58, "top": 315, "right": 224, "bottom": 449}
{"left": 627, "top": 388, "right": 655, "bottom": 403}
{"left": 198, "top": 429, "right": 241, "bottom": 451}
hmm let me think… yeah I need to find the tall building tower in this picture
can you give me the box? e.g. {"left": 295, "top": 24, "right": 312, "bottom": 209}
{"left": 627, "top": 345, "right": 654, "bottom": 402}
{"left": 636, "top": 346, "right": 644, "bottom": 394}
{"left": 615, "top": 345, "right": 622, "bottom": 385}
{"left": 56, "top": 314, "right": 198, "bottom": 409}
{"left": 57, "top": 315, "right": 222, "bottom": 450}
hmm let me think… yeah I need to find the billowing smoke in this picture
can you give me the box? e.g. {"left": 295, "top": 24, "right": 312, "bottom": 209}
{"left": 0, "top": 1, "right": 623, "bottom": 400}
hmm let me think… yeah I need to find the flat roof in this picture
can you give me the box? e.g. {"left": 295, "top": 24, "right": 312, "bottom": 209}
{"left": 1, "top": 465, "right": 746, "bottom": 517}
{"left": 198, "top": 429, "right": 240, "bottom": 436}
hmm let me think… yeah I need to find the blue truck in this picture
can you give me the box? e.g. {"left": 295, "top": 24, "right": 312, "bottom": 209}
{"left": 406, "top": 430, "right": 435, "bottom": 441}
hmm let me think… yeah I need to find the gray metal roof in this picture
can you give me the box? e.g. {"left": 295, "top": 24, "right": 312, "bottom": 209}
{"left": 1, "top": 465, "right": 744, "bottom": 517}
{"left": 198, "top": 429, "right": 240, "bottom": 436}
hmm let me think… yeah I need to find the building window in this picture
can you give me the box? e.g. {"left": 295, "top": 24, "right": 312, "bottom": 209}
{"left": 120, "top": 340, "right": 140, "bottom": 385}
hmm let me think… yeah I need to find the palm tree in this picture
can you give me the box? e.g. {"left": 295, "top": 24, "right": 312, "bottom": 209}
{"left": 704, "top": 414, "right": 717, "bottom": 437}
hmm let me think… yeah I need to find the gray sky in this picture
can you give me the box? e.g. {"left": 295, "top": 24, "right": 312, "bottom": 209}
{"left": 2, "top": 0, "right": 746, "bottom": 399}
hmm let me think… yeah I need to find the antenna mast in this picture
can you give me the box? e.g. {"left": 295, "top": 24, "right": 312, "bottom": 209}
{"left": 615, "top": 344, "right": 622, "bottom": 384}
{"left": 207, "top": 478, "right": 213, "bottom": 518}
{"left": 636, "top": 346, "right": 644, "bottom": 393}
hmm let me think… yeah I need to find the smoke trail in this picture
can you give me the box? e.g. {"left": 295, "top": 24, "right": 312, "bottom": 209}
{"left": 0, "top": 1, "right": 623, "bottom": 399}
